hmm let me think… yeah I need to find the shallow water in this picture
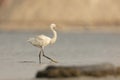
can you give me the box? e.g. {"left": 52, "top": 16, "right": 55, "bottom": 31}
{"left": 0, "top": 31, "right": 120, "bottom": 80}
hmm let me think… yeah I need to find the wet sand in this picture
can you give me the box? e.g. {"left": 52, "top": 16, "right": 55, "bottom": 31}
{"left": 0, "top": 31, "right": 120, "bottom": 80}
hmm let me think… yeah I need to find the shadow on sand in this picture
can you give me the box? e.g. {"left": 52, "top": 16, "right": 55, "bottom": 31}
{"left": 18, "top": 61, "right": 36, "bottom": 63}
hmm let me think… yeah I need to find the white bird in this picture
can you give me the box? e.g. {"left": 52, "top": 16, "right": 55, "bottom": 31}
{"left": 28, "top": 23, "right": 57, "bottom": 63}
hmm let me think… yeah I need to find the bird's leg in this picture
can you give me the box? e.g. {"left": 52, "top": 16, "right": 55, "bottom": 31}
{"left": 39, "top": 50, "right": 42, "bottom": 64}
{"left": 41, "top": 48, "right": 58, "bottom": 63}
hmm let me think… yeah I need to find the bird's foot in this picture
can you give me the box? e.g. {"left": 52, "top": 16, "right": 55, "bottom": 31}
{"left": 51, "top": 60, "right": 58, "bottom": 63}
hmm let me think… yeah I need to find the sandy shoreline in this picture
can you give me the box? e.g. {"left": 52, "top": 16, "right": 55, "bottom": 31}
{"left": 1, "top": 23, "right": 120, "bottom": 33}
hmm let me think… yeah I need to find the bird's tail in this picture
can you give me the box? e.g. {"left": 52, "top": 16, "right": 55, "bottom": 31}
{"left": 27, "top": 38, "right": 35, "bottom": 43}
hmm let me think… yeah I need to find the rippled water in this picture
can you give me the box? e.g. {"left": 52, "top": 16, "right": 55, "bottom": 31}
{"left": 0, "top": 31, "right": 120, "bottom": 80}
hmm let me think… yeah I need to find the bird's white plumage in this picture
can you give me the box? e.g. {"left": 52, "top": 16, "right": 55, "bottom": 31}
{"left": 27, "top": 23, "right": 57, "bottom": 63}
{"left": 36, "top": 35, "right": 51, "bottom": 47}
{"left": 28, "top": 23, "right": 57, "bottom": 48}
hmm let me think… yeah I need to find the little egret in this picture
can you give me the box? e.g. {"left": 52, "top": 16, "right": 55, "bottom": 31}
{"left": 28, "top": 24, "right": 57, "bottom": 63}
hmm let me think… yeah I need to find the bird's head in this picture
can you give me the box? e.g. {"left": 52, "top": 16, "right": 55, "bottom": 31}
{"left": 50, "top": 23, "right": 56, "bottom": 30}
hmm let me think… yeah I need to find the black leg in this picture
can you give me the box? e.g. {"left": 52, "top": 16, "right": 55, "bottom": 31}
{"left": 41, "top": 48, "right": 58, "bottom": 63}
{"left": 39, "top": 50, "right": 42, "bottom": 63}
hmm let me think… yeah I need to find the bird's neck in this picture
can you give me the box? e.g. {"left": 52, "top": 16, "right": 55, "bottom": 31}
{"left": 50, "top": 28, "right": 57, "bottom": 44}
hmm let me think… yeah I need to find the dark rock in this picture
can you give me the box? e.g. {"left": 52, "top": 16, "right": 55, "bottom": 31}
{"left": 36, "top": 66, "right": 81, "bottom": 78}
{"left": 79, "top": 63, "right": 116, "bottom": 77}
{"left": 116, "top": 67, "right": 120, "bottom": 75}
{"left": 36, "top": 63, "right": 118, "bottom": 78}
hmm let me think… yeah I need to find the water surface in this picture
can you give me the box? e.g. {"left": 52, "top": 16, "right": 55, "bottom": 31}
{"left": 0, "top": 31, "right": 120, "bottom": 80}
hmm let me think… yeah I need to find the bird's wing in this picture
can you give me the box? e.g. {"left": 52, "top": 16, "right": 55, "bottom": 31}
{"left": 36, "top": 35, "right": 51, "bottom": 41}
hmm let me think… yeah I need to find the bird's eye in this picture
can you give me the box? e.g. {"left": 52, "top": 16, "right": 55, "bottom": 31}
{"left": 53, "top": 27, "right": 56, "bottom": 30}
